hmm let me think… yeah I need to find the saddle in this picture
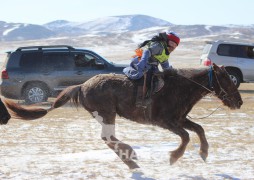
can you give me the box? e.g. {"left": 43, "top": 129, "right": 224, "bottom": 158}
{"left": 135, "top": 73, "right": 164, "bottom": 108}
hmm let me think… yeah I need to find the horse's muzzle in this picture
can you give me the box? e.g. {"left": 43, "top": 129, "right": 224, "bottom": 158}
{"left": 0, "top": 114, "right": 11, "bottom": 125}
{"left": 238, "top": 100, "right": 243, "bottom": 108}
{"left": 232, "top": 99, "right": 243, "bottom": 109}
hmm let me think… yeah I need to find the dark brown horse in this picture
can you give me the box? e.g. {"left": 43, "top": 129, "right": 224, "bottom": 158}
{"left": 4, "top": 63, "right": 243, "bottom": 169}
{"left": 0, "top": 98, "right": 11, "bottom": 124}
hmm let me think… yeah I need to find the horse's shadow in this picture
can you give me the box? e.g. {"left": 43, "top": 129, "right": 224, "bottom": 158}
{"left": 215, "top": 174, "right": 240, "bottom": 180}
{"left": 131, "top": 171, "right": 156, "bottom": 180}
{"left": 180, "top": 174, "right": 240, "bottom": 180}
{"left": 132, "top": 173, "right": 241, "bottom": 180}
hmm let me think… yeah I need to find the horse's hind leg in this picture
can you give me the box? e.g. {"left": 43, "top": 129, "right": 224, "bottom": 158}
{"left": 183, "top": 118, "right": 209, "bottom": 161}
{"left": 92, "top": 111, "right": 139, "bottom": 169}
{"left": 104, "top": 136, "right": 139, "bottom": 169}
{"left": 168, "top": 125, "right": 190, "bottom": 165}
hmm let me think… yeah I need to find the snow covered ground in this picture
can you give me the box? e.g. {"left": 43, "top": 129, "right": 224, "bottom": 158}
{"left": 0, "top": 93, "right": 253, "bottom": 179}
{"left": 0, "top": 38, "right": 253, "bottom": 179}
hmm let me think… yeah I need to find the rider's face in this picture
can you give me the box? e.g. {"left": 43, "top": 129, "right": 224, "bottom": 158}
{"left": 167, "top": 40, "right": 178, "bottom": 53}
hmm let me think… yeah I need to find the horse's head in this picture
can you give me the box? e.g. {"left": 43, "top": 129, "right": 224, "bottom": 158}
{"left": 0, "top": 98, "right": 11, "bottom": 124}
{"left": 212, "top": 63, "right": 243, "bottom": 109}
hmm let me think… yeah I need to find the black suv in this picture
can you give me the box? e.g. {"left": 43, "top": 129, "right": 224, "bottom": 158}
{"left": 0, "top": 45, "right": 127, "bottom": 104}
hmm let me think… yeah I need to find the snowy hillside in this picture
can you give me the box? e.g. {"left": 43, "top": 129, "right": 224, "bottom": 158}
{"left": 1, "top": 15, "right": 254, "bottom": 41}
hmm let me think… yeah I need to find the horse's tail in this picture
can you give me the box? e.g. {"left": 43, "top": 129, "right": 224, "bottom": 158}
{"left": 4, "top": 85, "right": 82, "bottom": 120}
{"left": 4, "top": 99, "right": 49, "bottom": 120}
{"left": 52, "top": 85, "right": 82, "bottom": 109}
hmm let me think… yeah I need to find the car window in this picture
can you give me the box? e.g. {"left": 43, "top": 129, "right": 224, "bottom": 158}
{"left": 246, "top": 46, "right": 254, "bottom": 59}
{"left": 235, "top": 45, "right": 254, "bottom": 59}
{"left": 19, "top": 52, "right": 42, "bottom": 69}
{"left": 73, "top": 53, "right": 100, "bottom": 68}
{"left": 217, "top": 44, "right": 232, "bottom": 56}
{"left": 42, "top": 53, "right": 74, "bottom": 70}
{"left": 217, "top": 44, "right": 254, "bottom": 59}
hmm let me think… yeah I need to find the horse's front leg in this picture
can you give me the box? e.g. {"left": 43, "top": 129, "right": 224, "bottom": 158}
{"left": 93, "top": 111, "right": 139, "bottom": 169}
{"left": 183, "top": 118, "right": 209, "bottom": 161}
{"left": 167, "top": 125, "right": 190, "bottom": 165}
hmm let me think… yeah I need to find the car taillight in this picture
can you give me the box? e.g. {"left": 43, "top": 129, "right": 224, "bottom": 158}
{"left": 203, "top": 58, "right": 212, "bottom": 66}
{"left": 1, "top": 69, "right": 9, "bottom": 79}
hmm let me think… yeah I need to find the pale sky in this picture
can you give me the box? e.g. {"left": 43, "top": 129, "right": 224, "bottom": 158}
{"left": 1, "top": 0, "right": 253, "bottom": 25}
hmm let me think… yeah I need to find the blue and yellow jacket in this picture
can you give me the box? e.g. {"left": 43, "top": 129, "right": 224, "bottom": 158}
{"left": 123, "top": 41, "right": 172, "bottom": 79}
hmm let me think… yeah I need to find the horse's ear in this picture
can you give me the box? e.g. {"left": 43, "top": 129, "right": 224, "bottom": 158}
{"left": 220, "top": 65, "right": 226, "bottom": 71}
{"left": 212, "top": 63, "right": 219, "bottom": 68}
{"left": 212, "top": 63, "right": 222, "bottom": 72}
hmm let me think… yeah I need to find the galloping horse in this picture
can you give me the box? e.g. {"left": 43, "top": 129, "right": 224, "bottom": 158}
{"left": 4, "top": 63, "right": 243, "bottom": 169}
{"left": 0, "top": 98, "right": 11, "bottom": 124}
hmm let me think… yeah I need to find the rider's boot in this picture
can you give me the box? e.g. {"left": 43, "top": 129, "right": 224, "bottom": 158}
{"left": 154, "top": 76, "right": 164, "bottom": 93}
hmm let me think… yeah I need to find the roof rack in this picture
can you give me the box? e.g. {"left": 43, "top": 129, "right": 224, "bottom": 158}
{"left": 16, "top": 45, "right": 75, "bottom": 51}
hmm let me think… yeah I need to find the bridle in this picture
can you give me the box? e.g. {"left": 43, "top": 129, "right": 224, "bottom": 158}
{"left": 179, "top": 66, "right": 237, "bottom": 101}
{"left": 212, "top": 66, "right": 239, "bottom": 102}
{"left": 178, "top": 65, "right": 238, "bottom": 119}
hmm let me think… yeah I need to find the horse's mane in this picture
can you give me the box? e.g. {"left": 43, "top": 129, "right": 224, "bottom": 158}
{"left": 176, "top": 67, "right": 208, "bottom": 78}
{"left": 163, "top": 67, "right": 209, "bottom": 79}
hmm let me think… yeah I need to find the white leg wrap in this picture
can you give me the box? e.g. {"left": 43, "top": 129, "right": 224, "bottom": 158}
{"left": 92, "top": 111, "right": 116, "bottom": 141}
{"left": 92, "top": 111, "right": 133, "bottom": 157}
{"left": 101, "top": 124, "right": 116, "bottom": 140}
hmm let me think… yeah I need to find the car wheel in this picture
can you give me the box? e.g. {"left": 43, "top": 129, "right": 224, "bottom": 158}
{"left": 24, "top": 83, "right": 49, "bottom": 104}
{"left": 227, "top": 70, "right": 241, "bottom": 88}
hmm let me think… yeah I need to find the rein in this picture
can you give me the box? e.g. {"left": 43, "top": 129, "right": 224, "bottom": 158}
{"left": 177, "top": 66, "right": 221, "bottom": 119}
{"left": 177, "top": 67, "right": 215, "bottom": 95}
{"left": 187, "top": 104, "right": 223, "bottom": 119}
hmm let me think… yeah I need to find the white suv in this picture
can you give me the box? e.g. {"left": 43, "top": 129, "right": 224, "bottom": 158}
{"left": 200, "top": 40, "right": 254, "bottom": 87}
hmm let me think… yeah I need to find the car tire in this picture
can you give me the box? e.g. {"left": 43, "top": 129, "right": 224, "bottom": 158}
{"left": 227, "top": 70, "right": 241, "bottom": 88}
{"left": 23, "top": 83, "right": 49, "bottom": 104}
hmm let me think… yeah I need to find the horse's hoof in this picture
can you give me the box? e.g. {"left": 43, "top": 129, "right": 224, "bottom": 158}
{"left": 169, "top": 156, "right": 178, "bottom": 165}
{"left": 124, "top": 160, "right": 140, "bottom": 169}
{"left": 169, "top": 151, "right": 181, "bottom": 165}
{"left": 129, "top": 164, "right": 140, "bottom": 169}
{"left": 199, "top": 151, "right": 208, "bottom": 162}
